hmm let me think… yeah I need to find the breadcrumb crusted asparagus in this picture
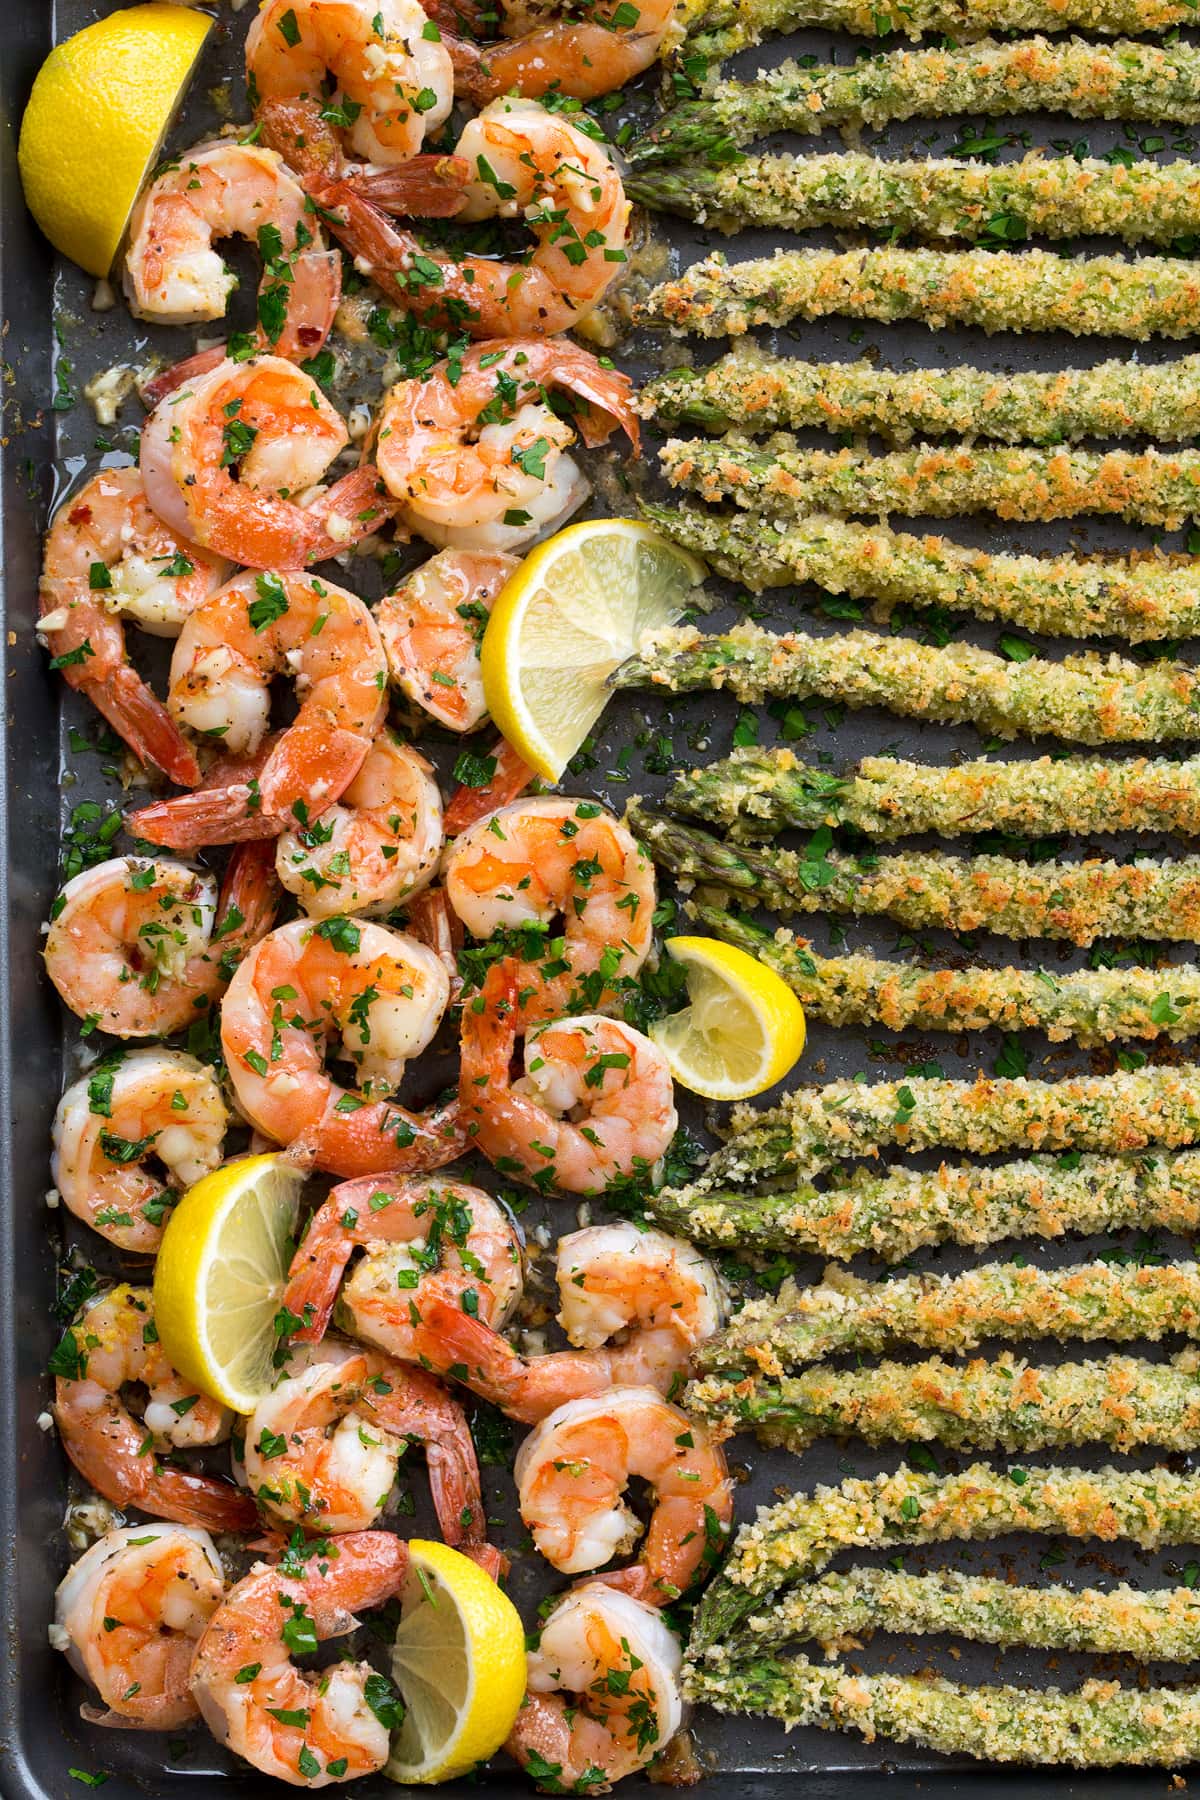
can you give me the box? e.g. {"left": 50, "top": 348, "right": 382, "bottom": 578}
{"left": 662, "top": 436, "right": 1200, "bottom": 531}
{"left": 697, "top": 1261, "right": 1200, "bottom": 1371}
{"left": 670, "top": 0, "right": 1200, "bottom": 67}
{"left": 638, "top": 501, "right": 1200, "bottom": 644}
{"left": 696, "top": 1460, "right": 1200, "bottom": 1634}
{"left": 711, "top": 1063, "right": 1200, "bottom": 1177}
{"left": 641, "top": 347, "right": 1200, "bottom": 444}
{"left": 650, "top": 1146, "right": 1200, "bottom": 1258}
{"left": 617, "top": 623, "right": 1200, "bottom": 747}
{"left": 631, "top": 37, "right": 1200, "bottom": 166}
{"left": 685, "top": 1350, "right": 1200, "bottom": 1453}
{"left": 633, "top": 807, "right": 1200, "bottom": 945}
{"left": 686, "top": 1651, "right": 1200, "bottom": 1767}
{"left": 630, "top": 149, "right": 1200, "bottom": 247}
{"left": 666, "top": 745, "right": 1200, "bottom": 842}
{"left": 694, "top": 899, "right": 1200, "bottom": 1044}
{"left": 746, "top": 1565, "right": 1200, "bottom": 1662}
{"left": 637, "top": 246, "right": 1200, "bottom": 340}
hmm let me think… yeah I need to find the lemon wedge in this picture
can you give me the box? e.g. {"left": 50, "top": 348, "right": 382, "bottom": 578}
{"left": 481, "top": 518, "right": 705, "bottom": 781}
{"left": 152, "top": 1153, "right": 304, "bottom": 1415}
{"left": 18, "top": 4, "right": 212, "bottom": 278}
{"left": 650, "top": 935, "right": 807, "bottom": 1101}
{"left": 386, "top": 1541, "right": 527, "bottom": 1784}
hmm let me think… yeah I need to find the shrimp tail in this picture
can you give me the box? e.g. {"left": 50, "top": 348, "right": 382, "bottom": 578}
{"left": 141, "top": 347, "right": 228, "bottom": 409}
{"left": 412, "top": 1291, "right": 610, "bottom": 1424}
{"left": 148, "top": 1467, "right": 262, "bottom": 1533}
{"left": 552, "top": 345, "right": 641, "bottom": 454}
{"left": 405, "top": 887, "right": 463, "bottom": 996}
{"left": 317, "top": 1095, "right": 468, "bottom": 1180}
{"left": 85, "top": 665, "right": 202, "bottom": 787}
{"left": 462, "top": 1539, "right": 509, "bottom": 1584}
{"left": 443, "top": 737, "right": 535, "bottom": 836}
{"left": 271, "top": 247, "right": 342, "bottom": 360}
{"left": 304, "top": 463, "right": 400, "bottom": 563}
{"left": 126, "top": 782, "right": 279, "bottom": 850}
{"left": 217, "top": 838, "right": 283, "bottom": 957}
{"left": 341, "top": 156, "right": 471, "bottom": 219}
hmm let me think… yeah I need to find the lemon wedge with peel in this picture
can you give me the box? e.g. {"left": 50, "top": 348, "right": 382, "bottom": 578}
{"left": 19, "top": 4, "right": 212, "bottom": 278}
{"left": 386, "top": 1540, "right": 527, "bottom": 1784}
{"left": 152, "top": 1153, "right": 304, "bottom": 1415}
{"left": 650, "top": 936, "right": 807, "bottom": 1101}
{"left": 481, "top": 518, "right": 706, "bottom": 781}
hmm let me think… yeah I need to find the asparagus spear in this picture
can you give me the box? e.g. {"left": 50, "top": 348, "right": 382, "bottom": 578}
{"left": 665, "top": 745, "right": 1200, "bottom": 842}
{"left": 745, "top": 1565, "right": 1200, "bottom": 1662}
{"left": 636, "top": 245, "right": 1200, "bottom": 340}
{"left": 630, "top": 149, "right": 1200, "bottom": 247}
{"left": 631, "top": 37, "right": 1200, "bottom": 166}
{"left": 632, "top": 806, "right": 1200, "bottom": 945}
{"left": 703, "top": 1063, "right": 1200, "bottom": 1183}
{"left": 671, "top": 0, "right": 1200, "bottom": 68}
{"left": 616, "top": 623, "right": 1200, "bottom": 747}
{"left": 637, "top": 501, "right": 1200, "bottom": 642}
{"left": 695, "top": 1460, "right": 1200, "bottom": 1640}
{"left": 650, "top": 1145, "right": 1200, "bottom": 1258}
{"left": 642, "top": 347, "right": 1200, "bottom": 444}
{"left": 692, "top": 899, "right": 1200, "bottom": 1045}
{"left": 661, "top": 436, "right": 1200, "bottom": 531}
{"left": 687, "top": 1651, "right": 1200, "bottom": 1768}
{"left": 685, "top": 1350, "right": 1200, "bottom": 1452}
{"left": 697, "top": 1261, "right": 1200, "bottom": 1370}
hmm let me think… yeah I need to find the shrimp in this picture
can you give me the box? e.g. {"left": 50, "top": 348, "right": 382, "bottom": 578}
{"left": 190, "top": 1530, "right": 409, "bottom": 1786}
{"left": 460, "top": 963, "right": 677, "bottom": 1193}
{"left": 443, "top": 738, "right": 535, "bottom": 836}
{"left": 126, "top": 572, "right": 388, "bottom": 848}
{"left": 445, "top": 798, "right": 655, "bottom": 1019}
{"left": 376, "top": 338, "right": 637, "bottom": 553}
{"left": 243, "top": 1338, "right": 490, "bottom": 1550}
{"left": 514, "top": 1386, "right": 732, "bottom": 1600}
{"left": 246, "top": 0, "right": 454, "bottom": 168}
{"left": 452, "top": 0, "right": 677, "bottom": 104}
{"left": 52, "top": 1048, "right": 228, "bottom": 1254}
{"left": 376, "top": 549, "right": 517, "bottom": 731}
{"left": 392, "top": 1223, "right": 719, "bottom": 1423}
{"left": 221, "top": 916, "right": 464, "bottom": 1178}
{"left": 38, "top": 466, "right": 225, "bottom": 785}
{"left": 508, "top": 1587, "right": 683, "bottom": 1794}
{"left": 338, "top": 100, "right": 630, "bottom": 337}
{"left": 282, "top": 1174, "right": 523, "bottom": 1349}
{"left": 43, "top": 840, "right": 279, "bottom": 1037}
{"left": 53, "top": 1524, "right": 226, "bottom": 1730}
{"left": 52, "top": 1284, "right": 257, "bottom": 1532}
{"left": 124, "top": 139, "right": 340, "bottom": 360}
{"left": 256, "top": 92, "right": 470, "bottom": 221}
{"left": 274, "top": 733, "right": 443, "bottom": 920}
{"left": 139, "top": 353, "right": 394, "bottom": 570}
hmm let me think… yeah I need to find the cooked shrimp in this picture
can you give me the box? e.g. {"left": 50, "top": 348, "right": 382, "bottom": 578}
{"left": 377, "top": 338, "right": 636, "bottom": 552}
{"left": 376, "top": 549, "right": 517, "bottom": 730}
{"left": 514, "top": 1386, "right": 732, "bottom": 1599}
{"left": 243, "top": 1338, "right": 490, "bottom": 1548}
{"left": 38, "top": 466, "right": 225, "bottom": 785}
{"left": 274, "top": 733, "right": 443, "bottom": 919}
{"left": 461, "top": 963, "right": 677, "bottom": 1193}
{"left": 443, "top": 737, "right": 535, "bottom": 836}
{"left": 43, "top": 840, "right": 279, "bottom": 1036}
{"left": 339, "top": 100, "right": 629, "bottom": 337}
{"left": 395, "top": 1224, "right": 719, "bottom": 1423}
{"left": 256, "top": 92, "right": 470, "bottom": 221}
{"left": 508, "top": 1587, "right": 683, "bottom": 1793}
{"left": 127, "top": 571, "right": 388, "bottom": 848}
{"left": 190, "top": 1530, "right": 409, "bottom": 1786}
{"left": 453, "top": 0, "right": 677, "bottom": 103}
{"left": 139, "top": 354, "right": 394, "bottom": 570}
{"left": 246, "top": 0, "right": 453, "bottom": 167}
{"left": 221, "top": 916, "right": 463, "bottom": 1178}
{"left": 53, "top": 1524, "right": 226, "bottom": 1730}
{"left": 283, "top": 1174, "right": 523, "bottom": 1349}
{"left": 52, "top": 1048, "right": 228, "bottom": 1253}
{"left": 53, "top": 1284, "right": 257, "bottom": 1532}
{"left": 124, "top": 139, "right": 340, "bottom": 360}
{"left": 446, "top": 798, "right": 655, "bottom": 1020}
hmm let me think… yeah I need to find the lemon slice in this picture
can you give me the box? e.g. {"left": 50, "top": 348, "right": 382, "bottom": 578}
{"left": 386, "top": 1540, "right": 527, "bottom": 1784}
{"left": 152, "top": 1153, "right": 304, "bottom": 1415}
{"left": 18, "top": 3, "right": 212, "bottom": 278}
{"left": 650, "top": 935, "right": 807, "bottom": 1101}
{"left": 481, "top": 518, "right": 706, "bottom": 781}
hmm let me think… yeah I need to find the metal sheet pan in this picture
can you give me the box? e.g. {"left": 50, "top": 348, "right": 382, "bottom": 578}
{"left": 5, "top": 0, "right": 1200, "bottom": 1793}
